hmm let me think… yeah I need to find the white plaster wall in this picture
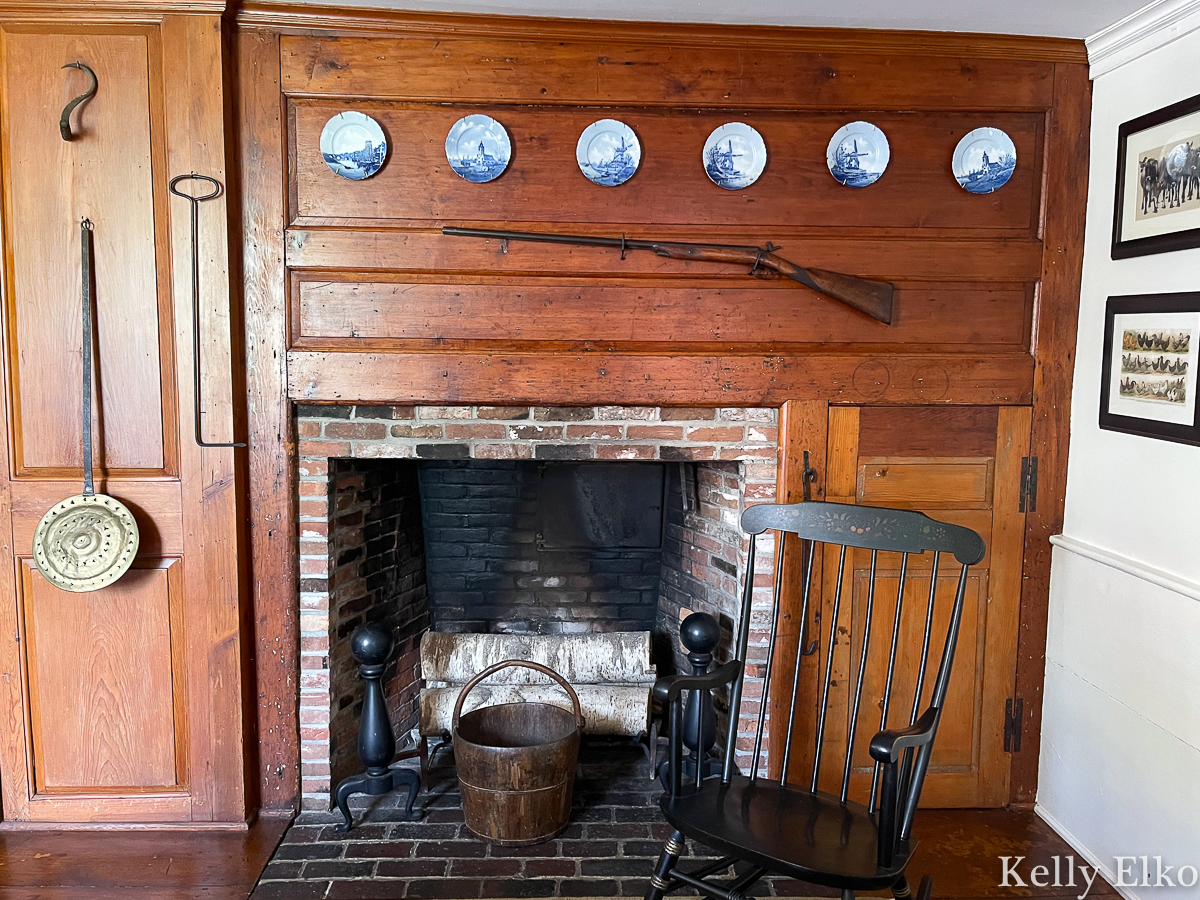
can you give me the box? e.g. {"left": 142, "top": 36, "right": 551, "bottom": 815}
{"left": 1039, "top": 22, "right": 1200, "bottom": 899}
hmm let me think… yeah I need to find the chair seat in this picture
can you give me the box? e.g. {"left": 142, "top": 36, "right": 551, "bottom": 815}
{"left": 659, "top": 775, "right": 913, "bottom": 891}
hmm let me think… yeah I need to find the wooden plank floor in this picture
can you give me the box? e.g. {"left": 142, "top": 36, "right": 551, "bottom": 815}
{"left": 900, "top": 810, "right": 1119, "bottom": 900}
{"left": 0, "top": 815, "right": 289, "bottom": 900}
{"left": 0, "top": 810, "right": 1114, "bottom": 899}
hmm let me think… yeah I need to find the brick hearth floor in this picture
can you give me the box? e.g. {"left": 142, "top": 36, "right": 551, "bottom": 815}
{"left": 252, "top": 739, "right": 824, "bottom": 900}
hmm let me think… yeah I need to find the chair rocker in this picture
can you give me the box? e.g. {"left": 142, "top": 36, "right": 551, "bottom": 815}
{"left": 644, "top": 500, "right": 986, "bottom": 900}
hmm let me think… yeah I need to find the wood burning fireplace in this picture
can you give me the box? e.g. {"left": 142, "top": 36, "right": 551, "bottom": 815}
{"left": 296, "top": 404, "right": 779, "bottom": 808}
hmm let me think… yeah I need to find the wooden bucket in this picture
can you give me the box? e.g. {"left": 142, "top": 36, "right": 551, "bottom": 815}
{"left": 452, "top": 659, "right": 584, "bottom": 845}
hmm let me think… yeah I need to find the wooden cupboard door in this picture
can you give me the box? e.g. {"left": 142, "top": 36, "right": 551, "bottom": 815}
{"left": 22, "top": 560, "right": 184, "bottom": 792}
{"left": 807, "top": 405, "right": 1028, "bottom": 808}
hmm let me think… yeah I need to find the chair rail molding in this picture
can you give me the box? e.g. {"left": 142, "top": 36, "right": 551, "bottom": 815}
{"left": 1085, "top": 0, "right": 1200, "bottom": 79}
{"left": 1049, "top": 534, "right": 1200, "bottom": 604}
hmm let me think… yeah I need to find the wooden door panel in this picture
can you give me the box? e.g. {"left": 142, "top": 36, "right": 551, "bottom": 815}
{"left": 22, "top": 559, "right": 183, "bottom": 792}
{"left": 857, "top": 458, "right": 994, "bottom": 508}
{"left": 0, "top": 30, "right": 170, "bottom": 475}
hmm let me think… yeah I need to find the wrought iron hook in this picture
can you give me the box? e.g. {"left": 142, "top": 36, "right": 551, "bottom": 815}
{"left": 799, "top": 449, "right": 820, "bottom": 656}
{"left": 801, "top": 449, "right": 818, "bottom": 501}
{"left": 60, "top": 62, "right": 97, "bottom": 141}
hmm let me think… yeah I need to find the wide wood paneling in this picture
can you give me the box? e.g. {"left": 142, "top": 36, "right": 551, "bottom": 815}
{"left": 0, "top": 29, "right": 170, "bottom": 476}
{"left": 160, "top": 13, "right": 249, "bottom": 823}
{"left": 280, "top": 35, "right": 1060, "bottom": 110}
{"left": 859, "top": 405, "right": 1000, "bottom": 457}
{"left": 294, "top": 277, "right": 1031, "bottom": 350}
{"left": 1011, "top": 64, "right": 1090, "bottom": 806}
{"left": 286, "top": 230, "right": 1046, "bottom": 281}
{"left": 238, "top": 27, "right": 299, "bottom": 813}
{"left": 287, "top": 350, "right": 1036, "bottom": 406}
{"left": 23, "top": 560, "right": 182, "bottom": 792}
{"left": 291, "top": 102, "right": 1042, "bottom": 232}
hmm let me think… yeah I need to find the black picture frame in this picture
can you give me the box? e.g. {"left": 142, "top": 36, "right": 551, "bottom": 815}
{"left": 1111, "top": 91, "right": 1200, "bottom": 260}
{"left": 1099, "top": 292, "right": 1200, "bottom": 446}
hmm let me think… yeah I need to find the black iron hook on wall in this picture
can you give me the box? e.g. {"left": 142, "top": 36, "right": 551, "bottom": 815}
{"left": 799, "top": 449, "right": 820, "bottom": 657}
{"left": 60, "top": 62, "right": 97, "bottom": 141}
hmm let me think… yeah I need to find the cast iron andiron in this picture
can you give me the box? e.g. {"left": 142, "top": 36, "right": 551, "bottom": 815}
{"left": 333, "top": 623, "right": 422, "bottom": 831}
{"left": 658, "top": 612, "right": 723, "bottom": 787}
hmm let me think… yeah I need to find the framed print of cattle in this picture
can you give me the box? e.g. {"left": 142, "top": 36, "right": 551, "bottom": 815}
{"left": 1112, "top": 92, "right": 1200, "bottom": 259}
{"left": 1100, "top": 292, "right": 1200, "bottom": 446}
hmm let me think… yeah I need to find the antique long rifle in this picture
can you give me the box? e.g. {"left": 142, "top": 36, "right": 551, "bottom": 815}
{"left": 442, "top": 226, "right": 893, "bottom": 324}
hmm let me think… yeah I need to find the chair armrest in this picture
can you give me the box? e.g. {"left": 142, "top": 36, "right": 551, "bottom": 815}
{"left": 869, "top": 706, "right": 939, "bottom": 764}
{"left": 652, "top": 661, "right": 743, "bottom": 703}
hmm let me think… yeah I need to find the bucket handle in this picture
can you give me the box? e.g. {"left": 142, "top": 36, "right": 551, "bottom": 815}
{"left": 452, "top": 659, "right": 585, "bottom": 732}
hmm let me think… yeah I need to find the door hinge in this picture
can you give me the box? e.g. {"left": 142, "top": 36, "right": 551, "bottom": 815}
{"left": 1019, "top": 456, "right": 1038, "bottom": 513}
{"left": 1004, "top": 697, "right": 1024, "bottom": 752}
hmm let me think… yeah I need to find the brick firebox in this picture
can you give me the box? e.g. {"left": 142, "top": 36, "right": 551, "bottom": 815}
{"left": 296, "top": 405, "right": 780, "bottom": 811}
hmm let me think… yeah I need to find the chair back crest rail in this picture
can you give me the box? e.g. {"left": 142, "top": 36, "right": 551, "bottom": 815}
{"left": 663, "top": 500, "right": 985, "bottom": 867}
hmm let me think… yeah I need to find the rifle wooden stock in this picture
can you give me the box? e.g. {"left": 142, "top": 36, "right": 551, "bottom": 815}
{"left": 648, "top": 243, "right": 894, "bottom": 325}
{"left": 441, "top": 226, "right": 895, "bottom": 324}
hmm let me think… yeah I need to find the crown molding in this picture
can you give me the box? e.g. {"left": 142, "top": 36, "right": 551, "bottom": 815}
{"left": 234, "top": 0, "right": 1087, "bottom": 62}
{"left": 1086, "top": 0, "right": 1200, "bottom": 78}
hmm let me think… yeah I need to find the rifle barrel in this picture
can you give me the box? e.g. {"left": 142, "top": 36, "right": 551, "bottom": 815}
{"left": 442, "top": 225, "right": 894, "bottom": 324}
{"left": 441, "top": 226, "right": 760, "bottom": 253}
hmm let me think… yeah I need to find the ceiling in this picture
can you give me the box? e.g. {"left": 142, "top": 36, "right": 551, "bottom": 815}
{"left": 306, "top": 0, "right": 1154, "bottom": 40}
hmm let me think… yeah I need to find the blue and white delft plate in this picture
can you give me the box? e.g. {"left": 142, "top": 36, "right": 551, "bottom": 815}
{"left": 445, "top": 114, "right": 511, "bottom": 183}
{"left": 320, "top": 111, "right": 387, "bottom": 181}
{"left": 827, "top": 121, "right": 890, "bottom": 188}
{"left": 703, "top": 123, "right": 766, "bottom": 190}
{"left": 576, "top": 119, "right": 641, "bottom": 187}
{"left": 953, "top": 127, "right": 1017, "bottom": 194}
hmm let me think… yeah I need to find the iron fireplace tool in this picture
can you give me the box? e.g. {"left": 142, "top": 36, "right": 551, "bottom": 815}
{"left": 33, "top": 219, "right": 139, "bottom": 592}
{"left": 169, "top": 173, "right": 245, "bottom": 448}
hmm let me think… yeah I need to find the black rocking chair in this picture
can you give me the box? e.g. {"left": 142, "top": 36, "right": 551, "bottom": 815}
{"left": 645, "top": 500, "right": 985, "bottom": 900}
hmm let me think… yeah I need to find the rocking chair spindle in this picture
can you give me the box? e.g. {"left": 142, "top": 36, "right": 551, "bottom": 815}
{"left": 644, "top": 500, "right": 985, "bottom": 900}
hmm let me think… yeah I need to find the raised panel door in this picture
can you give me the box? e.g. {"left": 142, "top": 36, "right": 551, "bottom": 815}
{"left": 796, "top": 405, "right": 1028, "bottom": 807}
